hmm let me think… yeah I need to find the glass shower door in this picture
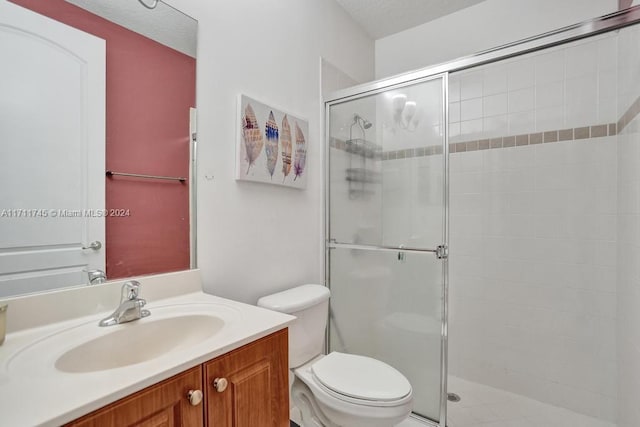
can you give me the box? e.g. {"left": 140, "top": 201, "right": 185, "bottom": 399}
{"left": 326, "top": 74, "right": 448, "bottom": 423}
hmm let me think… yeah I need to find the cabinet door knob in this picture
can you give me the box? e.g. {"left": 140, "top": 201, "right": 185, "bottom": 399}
{"left": 213, "top": 377, "right": 228, "bottom": 392}
{"left": 187, "top": 389, "right": 203, "bottom": 406}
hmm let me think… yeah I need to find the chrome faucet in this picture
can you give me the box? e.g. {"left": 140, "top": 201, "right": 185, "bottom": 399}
{"left": 87, "top": 269, "right": 106, "bottom": 285}
{"left": 99, "top": 281, "right": 150, "bottom": 327}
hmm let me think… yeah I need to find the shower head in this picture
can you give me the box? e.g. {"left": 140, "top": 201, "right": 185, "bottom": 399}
{"left": 353, "top": 114, "right": 373, "bottom": 129}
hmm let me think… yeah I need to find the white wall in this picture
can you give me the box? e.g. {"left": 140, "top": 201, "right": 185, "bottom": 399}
{"left": 374, "top": 0, "right": 617, "bottom": 79}
{"left": 165, "top": 0, "right": 374, "bottom": 303}
{"left": 616, "top": 23, "right": 640, "bottom": 427}
{"left": 321, "top": 58, "right": 359, "bottom": 99}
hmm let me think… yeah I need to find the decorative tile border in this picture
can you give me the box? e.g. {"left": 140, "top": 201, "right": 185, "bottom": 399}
{"left": 329, "top": 93, "right": 640, "bottom": 160}
{"left": 449, "top": 123, "right": 616, "bottom": 154}
{"left": 381, "top": 145, "right": 443, "bottom": 160}
{"left": 618, "top": 95, "right": 640, "bottom": 133}
{"left": 331, "top": 122, "right": 616, "bottom": 160}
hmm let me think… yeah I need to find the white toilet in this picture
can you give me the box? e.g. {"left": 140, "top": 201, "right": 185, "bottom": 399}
{"left": 257, "top": 284, "right": 413, "bottom": 427}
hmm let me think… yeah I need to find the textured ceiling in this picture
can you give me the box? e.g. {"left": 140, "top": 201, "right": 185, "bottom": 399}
{"left": 335, "top": 0, "right": 487, "bottom": 39}
{"left": 65, "top": 0, "right": 197, "bottom": 57}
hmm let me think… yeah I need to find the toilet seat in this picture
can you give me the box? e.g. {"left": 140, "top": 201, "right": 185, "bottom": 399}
{"left": 309, "top": 352, "right": 412, "bottom": 407}
{"left": 293, "top": 353, "right": 414, "bottom": 427}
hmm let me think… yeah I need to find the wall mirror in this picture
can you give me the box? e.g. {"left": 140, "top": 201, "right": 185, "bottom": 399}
{"left": 0, "top": 0, "right": 197, "bottom": 298}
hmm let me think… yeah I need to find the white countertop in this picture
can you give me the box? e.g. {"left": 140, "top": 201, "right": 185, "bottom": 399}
{"left": 0, "top": 271, "right": 294, "bottom": 426}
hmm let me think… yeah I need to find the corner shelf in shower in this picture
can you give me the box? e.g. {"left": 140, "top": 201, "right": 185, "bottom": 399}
{"left": 340, "top": 139, "right": 382, "bottom": 200}
{"left": 345, "top": 168, "right": 380, "bottom": 183}
{"left": 345, "top": 138, "right": 381, "bottom": 158}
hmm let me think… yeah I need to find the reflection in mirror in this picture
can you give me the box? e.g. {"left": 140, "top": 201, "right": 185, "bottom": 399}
{"left": 0, "top": 0, "right": 197, "bottom": 297}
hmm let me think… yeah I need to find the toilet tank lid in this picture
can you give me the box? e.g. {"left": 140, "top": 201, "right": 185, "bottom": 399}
{"left": 257, "top": 284, "right": 330, "bottom": 314}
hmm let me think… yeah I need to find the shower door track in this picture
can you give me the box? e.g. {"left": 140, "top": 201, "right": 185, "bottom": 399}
{"left": 325, "top": 6, "right": 640, "bottom": 105}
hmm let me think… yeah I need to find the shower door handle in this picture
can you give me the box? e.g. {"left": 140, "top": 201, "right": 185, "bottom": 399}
{"left": 327, "top": 242, "right": 448, "bottom": 259}
{"left": 436, "top": 245, "right": 448, "bottom": 259}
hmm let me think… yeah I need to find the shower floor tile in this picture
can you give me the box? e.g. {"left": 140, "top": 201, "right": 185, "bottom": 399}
{"left": 447, "top": 376, "right": 616, "bottom": 427}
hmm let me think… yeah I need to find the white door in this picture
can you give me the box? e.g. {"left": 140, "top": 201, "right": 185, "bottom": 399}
{"left": 0, "top": 1, "right": 106, "bottom": 296}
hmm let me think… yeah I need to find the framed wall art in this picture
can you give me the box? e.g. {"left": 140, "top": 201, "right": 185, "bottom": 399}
{"left": 236, "top": 94, "right": 308, "bottom": 189}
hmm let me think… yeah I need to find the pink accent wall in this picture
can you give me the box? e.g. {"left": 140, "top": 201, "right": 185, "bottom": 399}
{"left": 11, "top": 0, "right": 195, "bottom": 279}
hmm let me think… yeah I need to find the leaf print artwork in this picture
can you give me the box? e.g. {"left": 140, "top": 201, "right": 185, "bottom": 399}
{"left": 236, "top": 95, "right": 308, "bottom": 189}
{"left": 281, "top": 115, "right": 292, "bottom": 181}
{"left": 242, "top": 103, "right": 263, "bottom": 174}
{"left": 293, "top": 121, "right": 306, "bottom": 181}
{"left": 265, "top": 111, "right": 279, "bottom": 178}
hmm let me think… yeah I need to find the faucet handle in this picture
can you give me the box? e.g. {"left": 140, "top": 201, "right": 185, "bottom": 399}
{"left": 121, "top": 280, "right": 141, "bottom": 301}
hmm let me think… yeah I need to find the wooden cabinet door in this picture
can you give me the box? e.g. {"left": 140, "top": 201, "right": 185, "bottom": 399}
{"left": 205, "top": 329, "right": 289, "bottom": 427}
{"left": 66, "top": 366, "right": 204, "bottom": 427}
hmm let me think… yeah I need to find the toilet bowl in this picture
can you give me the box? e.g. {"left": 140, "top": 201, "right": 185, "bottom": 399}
{"left": 293, "top": 353, "right": 413, "bottom": 427}
{"left": 257, "top": 284, "right": 413, "bottom": 427}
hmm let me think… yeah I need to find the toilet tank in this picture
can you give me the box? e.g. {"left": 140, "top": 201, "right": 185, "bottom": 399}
{"left": 257, "top": 284, "right": 330, "bottom": 368}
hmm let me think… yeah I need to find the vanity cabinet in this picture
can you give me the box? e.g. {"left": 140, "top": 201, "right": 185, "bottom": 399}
{"left": 65, "top": 329, "right": 289, "bottom": 427}
{"left": 67, "top": 366, "right": 204, "bottom": 427}
{"left": 205, "top": 328, "right": 289, "bottom": 427}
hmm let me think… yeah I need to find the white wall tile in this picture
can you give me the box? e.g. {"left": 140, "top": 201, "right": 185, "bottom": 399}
{"left": 598, "top": 35, "right": 618, "bottom": 72}
{"left": 451, "top": 172, "right": 484, "bottom": 194}
{"left": 461, "top": 71, "right": 483, "bottom": 100}
{"left": 450, "top": 101, "right": 461, "bottom": 123}
{"left": 536, "top": 81, "right": 564, "bottom": 108}
{"left": 614, "top": 26, "right": 639, "bottom": 427}
{"left": 566, "top": 99, "right": 597, "bottom": 128}
{"left": 566, "top": 74, "right": 598, "bottom": 102}
{"left": 454, "top": 149, "right": 484, "bottom": 173}
{"left": 507, "top": 58, "right": 535, "bottom": 91}
{"left": 598, "top": 97, "right": 618, "bottom": 123}
{"left": 450, "top": 138, "right": 618, "bottom": 422}
{"left": 484, "top": 93, "right": 508, "bottom": 117}
{"left": 482, "top": 115, "right": 507, "bottom": 138}
{"left": 509, "top": 87, "right": 535, "bottom": 113}
{"left": 461, "top": 97, "right": 484, "bottom": 121}
{"left": 535, "top": 49, "right": 565, "bottom": 84}
{"left": 443, "top": 30, "right": 636, "bottom": 426}
{"left": 483, "top": 64, "right": 508, "bottom": 95}
{"left": 598, "top": 70, "right": 617, "bottom": 101}
{"left": 508, "top": 111, "right": 535, "bottom": 134}
{"left": 449, "top": 77, "right": 461, "bottom": 103}
{"left": 536, "top": 105, "right": 565, "bottom": 131}
{"left": 566, "top": 40, "right": 598, "bottom": 78}
{"left": 461, "top": 118, "right": 483, "bottom": 139}
{"left": 450, "top": 122, "right": 461, "bottom": 142}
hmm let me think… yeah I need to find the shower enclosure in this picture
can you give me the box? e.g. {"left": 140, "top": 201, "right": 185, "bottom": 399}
{"left": 325, "top": 6, "right": 640, "bottom": 427}
{"left": 326, "top": 75, "right": 449, "bottom": 424}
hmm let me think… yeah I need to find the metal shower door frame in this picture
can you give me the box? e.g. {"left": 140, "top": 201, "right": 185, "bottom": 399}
{"left": 324, "top": 71, "right": 450, "bottom": 427}
{"left": 323, "top": 6, "right": 640, "bottom": 426}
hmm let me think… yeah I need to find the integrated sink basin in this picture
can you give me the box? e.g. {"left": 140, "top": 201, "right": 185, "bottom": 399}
{"left": 5, "top": 302, "right": 242, "bottom": 377}
{"left": 56, "top": 314, "right": 224, "bottom": 373}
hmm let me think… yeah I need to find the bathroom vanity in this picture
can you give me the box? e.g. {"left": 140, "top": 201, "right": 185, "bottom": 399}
{"left": 0, "top": 270, "right": 293, "bottom": 426}
{"left": 66, "top": 329, "right": 289, "bottom": 427}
